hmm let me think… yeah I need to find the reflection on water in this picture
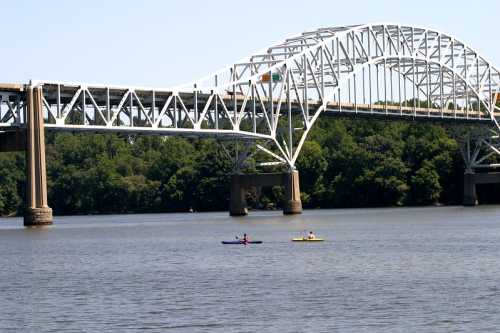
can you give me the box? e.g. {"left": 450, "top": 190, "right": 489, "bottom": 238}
{"left": 1, "top": 206, "right": 500, "bottom": 332}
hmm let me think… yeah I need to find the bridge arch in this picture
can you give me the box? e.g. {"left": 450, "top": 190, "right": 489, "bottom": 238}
{"left": 291, "top": 54, "right": 498, "bottom": 164}
{"left": 194, "top": 24, "right": 500, "bottom": 99}
{"left": 185, "top": 24, "right": 500, "bottom": 168}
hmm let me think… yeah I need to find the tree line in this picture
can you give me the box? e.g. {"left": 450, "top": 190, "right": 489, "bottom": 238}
{"left": 1, "top": 118, "right": 499, "bottom": 216}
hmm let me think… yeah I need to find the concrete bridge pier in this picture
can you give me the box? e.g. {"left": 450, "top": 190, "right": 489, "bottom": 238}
{"left": 24, "top": 86, "right": 52, "bottom": 226}
{"left": 229, "top": 171, "right": 302, "bottom": 216}
{"left": 463, "top": 171, "right": 477, "bottom": 206}
{"left": 283, "top": 170, "right": 302, "bottom": 214}
{"left": 463, "top": 171, "right": 500, "bottom": 206}
{"left": 229, "top": 174, "right": 248, "bottom": 216}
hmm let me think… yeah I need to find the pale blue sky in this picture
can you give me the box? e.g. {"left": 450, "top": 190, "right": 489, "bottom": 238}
{"left": 3, "top": 0, "right": 500, "bottom": 87}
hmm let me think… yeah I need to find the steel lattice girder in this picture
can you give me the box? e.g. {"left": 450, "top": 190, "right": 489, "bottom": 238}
{"left": 2, "top": 23, "right": 500, "bottom": 168}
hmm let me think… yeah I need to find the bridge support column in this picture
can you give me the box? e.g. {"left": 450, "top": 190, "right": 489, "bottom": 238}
{"left": 24, "top": 86, "right": 52, "bottom": 227}
{"left": 230, "top": 174, "right": 248, "bottom": 216}
{"left": 283, "top": 170, "right": 302, "bottom": 215}
{"left": 463, "top": 171, "right": 477, "bottom": 206}
{"left": 229, "top": 171, "right": 302, "bottom": 216}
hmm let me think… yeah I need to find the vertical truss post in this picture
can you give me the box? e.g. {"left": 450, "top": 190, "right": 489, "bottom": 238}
{"left": 303, "top": 54, "right": 309, "bottom": 121}
{"left": 287, "top": 67, "right": 293, "bottom": 160}
{"left": 106, "top": 87, "right": 111, "bottom": 123}
{"left": 193, "top": 85, "right": 198, "bottom": 123}
{"left": 268, "top": 68, "right": 273, "bottom": 131}
{"left": 82, "top": 88, "right": 86, "bottom": 125}
{"left": 152, "top": 90, "right": 156, "bottom": 125}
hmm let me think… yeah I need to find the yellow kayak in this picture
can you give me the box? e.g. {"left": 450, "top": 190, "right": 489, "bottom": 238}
{"left": 292, "top": 238, "right": 324, "bottom": 242}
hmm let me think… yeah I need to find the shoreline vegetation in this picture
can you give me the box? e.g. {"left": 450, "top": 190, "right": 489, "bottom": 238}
{"left": 1, "top": 118, "right": 500, "bottom": 217}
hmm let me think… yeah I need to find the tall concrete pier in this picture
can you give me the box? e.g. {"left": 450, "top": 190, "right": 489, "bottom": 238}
{"left": 283, "top": 170, "right": 302, "bottom": 214}
{"left": 24, "top": 86, "right": 52, "bottom": 226}
{"left": 230, "top": 171, "right": 303, "bottom": 216}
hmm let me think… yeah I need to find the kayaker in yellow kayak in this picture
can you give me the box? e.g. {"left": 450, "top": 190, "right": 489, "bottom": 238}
{"left": 292, "top": 231, "right": 324, "bottom": 242}
{"left": 307, "top": 231, "right": 316, "bottom": 240}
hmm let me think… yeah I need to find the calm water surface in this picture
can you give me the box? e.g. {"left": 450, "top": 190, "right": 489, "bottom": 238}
{"left": 1, "top": 206, "right": 499, "bottom": 332}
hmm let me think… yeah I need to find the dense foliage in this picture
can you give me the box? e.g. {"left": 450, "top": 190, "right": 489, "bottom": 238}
{"left": 0, "top": 118, "right": 497, "bottom": 216}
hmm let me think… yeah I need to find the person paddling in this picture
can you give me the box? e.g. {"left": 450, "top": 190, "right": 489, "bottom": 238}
{"left": 236, "top": 233, "right": 249, "bottom": 244}
{"left": 242, "top": 233, "right": 249, "bottom": 244}
{"left": 307, "top": 231, "right": 316, "bottom": 240}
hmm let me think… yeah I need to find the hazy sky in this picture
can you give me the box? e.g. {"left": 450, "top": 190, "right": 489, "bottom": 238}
{"left": 3, "top": 0, "right": 500, "bottom": 88}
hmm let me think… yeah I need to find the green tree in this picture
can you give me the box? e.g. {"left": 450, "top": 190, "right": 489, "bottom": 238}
{"left": 409, "top": 161, "right": 442, "bottom": 205}
{"left": 296, "top": 141, "right": 327, "bottom": 207}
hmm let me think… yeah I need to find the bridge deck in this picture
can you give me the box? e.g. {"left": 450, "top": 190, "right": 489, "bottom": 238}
{"left": 0, "top": 82, "right": 497, "bottom": 138}
{"left": 39, "top": 86, "right": 500, "bottom": 124}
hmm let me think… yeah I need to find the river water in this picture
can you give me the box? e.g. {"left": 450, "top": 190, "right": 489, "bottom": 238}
{"left": 0, "top": 206, "right": 499, "bottom": 332}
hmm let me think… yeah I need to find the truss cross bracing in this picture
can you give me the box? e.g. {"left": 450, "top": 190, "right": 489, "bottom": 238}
{"left": 2, "top": 24, "right": 500, "bottom": 168}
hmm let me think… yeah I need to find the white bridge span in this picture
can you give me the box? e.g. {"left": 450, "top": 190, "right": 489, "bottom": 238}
{"left": 2, "top": 23, "right": 500, "bottom": 170}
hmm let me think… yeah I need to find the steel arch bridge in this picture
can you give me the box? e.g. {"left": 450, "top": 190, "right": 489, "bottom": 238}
{"left": 3, "top": 22, "right": 500, "bottom": 225}
{"left": 2, "top": 23, "right": 500, "bottom": 170}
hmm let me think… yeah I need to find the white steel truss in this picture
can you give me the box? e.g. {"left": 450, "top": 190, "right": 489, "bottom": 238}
{"left": 2, "top": 23, "right": 500, "bottom": 169}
